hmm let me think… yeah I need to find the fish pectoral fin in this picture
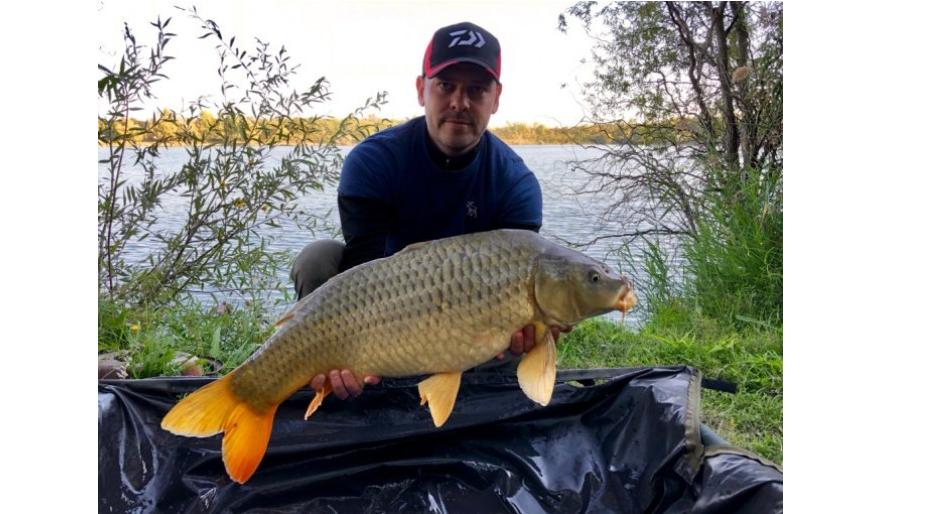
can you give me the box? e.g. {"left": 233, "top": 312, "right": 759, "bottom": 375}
{"left": 418, "top": 371, "right": 463, "bottom": 428}
{"left": 516, "top": 322, "right": 558, "bottom": 406}
{"left": 304, "top": 380, "right": 332, "bottom": 420}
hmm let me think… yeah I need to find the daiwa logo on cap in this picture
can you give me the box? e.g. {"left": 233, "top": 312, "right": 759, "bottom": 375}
{"left": 448, "top": 29, "right": 486, "bottom": 48}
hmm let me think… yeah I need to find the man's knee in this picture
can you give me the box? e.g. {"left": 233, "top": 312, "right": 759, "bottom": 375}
{"left": 291, "top": 239, "right": 345, "bottom": 299}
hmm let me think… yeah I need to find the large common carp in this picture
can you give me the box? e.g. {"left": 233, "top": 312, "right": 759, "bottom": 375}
{"left": 161, "top": 229, "right": 637, "bottom": 483}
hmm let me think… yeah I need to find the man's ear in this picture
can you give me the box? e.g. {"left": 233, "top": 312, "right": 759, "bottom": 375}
{"left": 416, "top": 75, "right": 425, "bottom": 107}
{"left": 491, "top": 81, "right": 503, "bottom": 114}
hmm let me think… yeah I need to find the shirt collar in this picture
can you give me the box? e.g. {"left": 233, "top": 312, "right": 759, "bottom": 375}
{"left": 424, "top": 124, "right": 481, "bottom": 171}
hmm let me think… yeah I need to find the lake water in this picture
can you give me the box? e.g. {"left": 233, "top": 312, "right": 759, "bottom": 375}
{"left": 100, "top": 145, "right": 675, "bottom": 326}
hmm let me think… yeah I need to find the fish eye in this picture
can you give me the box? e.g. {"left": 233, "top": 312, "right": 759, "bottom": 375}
{"left": 589, "top": 271, "right": 600, "bottom": 283}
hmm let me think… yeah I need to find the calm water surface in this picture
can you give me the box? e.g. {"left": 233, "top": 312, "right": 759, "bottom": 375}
{"left": 100, "top": 145, "right": 672, "bottom": 326}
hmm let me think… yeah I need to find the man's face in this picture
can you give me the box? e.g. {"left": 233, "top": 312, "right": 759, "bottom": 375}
{"left": 416, "top": 63, "right": 502, "bottom": 156}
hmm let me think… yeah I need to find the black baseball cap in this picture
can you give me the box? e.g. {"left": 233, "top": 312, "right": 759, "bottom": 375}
{"left": 422, "top": 22, "right": 501, "bottom": 81}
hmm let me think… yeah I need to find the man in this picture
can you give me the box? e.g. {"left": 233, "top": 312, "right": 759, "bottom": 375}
{"left": 290, "top": 21, "right": 565, "bottom": 400}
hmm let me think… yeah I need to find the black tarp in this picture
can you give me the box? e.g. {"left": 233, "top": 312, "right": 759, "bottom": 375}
{"left": 98, "top": 366, "right": 782, "bottom": 513}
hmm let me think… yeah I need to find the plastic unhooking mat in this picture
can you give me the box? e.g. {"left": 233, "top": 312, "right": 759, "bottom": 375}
{"left": 99, "top": 366, "right": 782, "bottom": 513}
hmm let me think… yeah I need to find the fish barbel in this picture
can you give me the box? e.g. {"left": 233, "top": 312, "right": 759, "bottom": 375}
{"left": 161, "top": 229, "right": 637, "bottom": 483}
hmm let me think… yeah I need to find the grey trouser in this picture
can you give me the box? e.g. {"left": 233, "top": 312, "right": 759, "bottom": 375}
{"left": 290, "top": 239, "right": 345, "bottom": 300}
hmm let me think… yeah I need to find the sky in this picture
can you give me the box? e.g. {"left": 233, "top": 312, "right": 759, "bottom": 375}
{"left": 97, "top": 0, "right": 600, "bottom": 127}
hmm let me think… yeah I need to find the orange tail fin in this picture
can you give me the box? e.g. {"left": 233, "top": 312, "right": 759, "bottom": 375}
{"left": 161, "top": 372, "right": 279, "bottom": 484}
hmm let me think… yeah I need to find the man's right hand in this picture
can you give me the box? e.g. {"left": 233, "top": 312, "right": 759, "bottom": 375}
{"left": 496, "top": 325, "right": 571, "bottom": 360}
{"left": 310, "top": 369, "right": 381, "bottom": 400}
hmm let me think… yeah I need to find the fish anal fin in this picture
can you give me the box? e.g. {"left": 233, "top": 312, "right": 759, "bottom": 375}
{"left": 222, "top": 402, "right": 278, "bottom": 484}
{"left": 304, "top": 380, "right": 332, "bottom": 420}
{"left": 516, "top": 322, "right": 557, "bottom": 406}
{"left": 418, "top": 371, "right": 462, "bottom": 428}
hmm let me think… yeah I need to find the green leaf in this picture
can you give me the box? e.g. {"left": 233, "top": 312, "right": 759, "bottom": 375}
{"left": 210, "top": 325, "right": 222, "bottom": 358}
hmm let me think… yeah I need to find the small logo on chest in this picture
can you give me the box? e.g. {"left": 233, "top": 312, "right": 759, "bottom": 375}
{"left": 466, "top": 201, "right": 478, "bottom": 218}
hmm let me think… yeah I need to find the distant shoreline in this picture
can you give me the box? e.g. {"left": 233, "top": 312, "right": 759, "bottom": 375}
{"left": 97, "top": 141, "right": 598, "bottom": 149}
{"left": 99, "top": 117, "right": 638, "bottom": 147}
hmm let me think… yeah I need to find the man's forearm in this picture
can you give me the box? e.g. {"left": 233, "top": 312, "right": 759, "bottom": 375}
{"left": 338, "top": 195, "right": 391, "bottom": 272}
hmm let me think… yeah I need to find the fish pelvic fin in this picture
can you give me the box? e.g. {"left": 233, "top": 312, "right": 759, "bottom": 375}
{"left": 418, "top": 371, "right": 462, "bottom": 428}
{"left": 516, "top": 322, "right": 557, "bottom": 406}
{"left": 160, "top": 371, "right": 279, "bottom": 484}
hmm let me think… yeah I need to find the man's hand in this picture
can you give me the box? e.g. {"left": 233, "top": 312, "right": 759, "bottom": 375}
{"left": 310, "top": 370, "right": 381, "bottom": 400}
{"left": 497, "top": 324, "right": 572, "bottom": 360}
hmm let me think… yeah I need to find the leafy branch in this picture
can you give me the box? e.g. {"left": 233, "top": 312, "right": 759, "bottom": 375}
{"left": 99, "top": 7, "right": 389, "bottom": 307}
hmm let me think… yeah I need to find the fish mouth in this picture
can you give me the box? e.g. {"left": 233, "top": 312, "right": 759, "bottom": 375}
{"left": 613, "top": 285, "right": 638, "bottom": 314}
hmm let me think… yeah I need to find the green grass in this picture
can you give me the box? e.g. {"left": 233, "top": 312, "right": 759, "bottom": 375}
{"left": 98, "top": 297, "right": 276, "bottom": 379}
{"left": 558, "top": 316, "right": 782, "bottom": 465}
{"left": 684, "top": 170, "right": 783, "bottom": 327}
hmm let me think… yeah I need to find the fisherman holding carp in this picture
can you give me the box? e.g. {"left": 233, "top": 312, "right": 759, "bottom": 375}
{"left": 292, "top": 21, "right": 560, "bottom": 400}
{"left": 162, "top": 21, "right": 638, "bottom": 484}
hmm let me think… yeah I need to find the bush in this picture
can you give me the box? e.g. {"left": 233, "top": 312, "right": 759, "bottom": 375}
{"left": 636, "top": 167, "right": 783, "bottom": 330}
{"left": 98, "top": 296, "right": 275, "bottom": 378}
{"left": 685, "top": 169, "right": 783, "bottom": 326}
{"left": 98, "top": 7, "right": 387, "bottom": 308}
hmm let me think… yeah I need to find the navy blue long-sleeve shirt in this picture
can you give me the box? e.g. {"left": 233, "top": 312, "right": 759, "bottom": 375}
{"left": 337, "top": 116, "right": 542, "bottom": 271}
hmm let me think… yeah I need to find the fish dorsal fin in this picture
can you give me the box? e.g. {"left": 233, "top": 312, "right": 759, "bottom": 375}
{"left": 274, "top": 311, "right": 295, "bottom": 329}
{"left": 418, "top": 371, "right": 463, "bottom": 427}
{"left": 516, "top": 322, "right": 557, "bottom": 406}
{"left": 397, "top": 240, "right": 432, "bottom": 254}
{"left": 275, "top": 300, "right": 306, "bottom": 330}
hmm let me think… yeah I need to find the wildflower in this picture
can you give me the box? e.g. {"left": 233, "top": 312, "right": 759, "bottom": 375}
{"left": 234, "top": 198, "right": 246, "bottom": 209}
{"left": 130, "top": 323, "right": 141, "bottom": 332}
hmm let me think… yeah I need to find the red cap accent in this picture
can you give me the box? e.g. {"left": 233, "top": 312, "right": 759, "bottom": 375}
{"left": 422, "top": 37, "right": 435, "bottom": 77}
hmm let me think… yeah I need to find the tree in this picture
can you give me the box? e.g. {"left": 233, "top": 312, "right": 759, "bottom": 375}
{"left": 559, "top": 1, "right": 783, "bottom": 242}
{"left": 98, "top": 8, "right": 387, "bottom": 307}
{"left": 146, "top": 108, "right": 180, "bottom": 142}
